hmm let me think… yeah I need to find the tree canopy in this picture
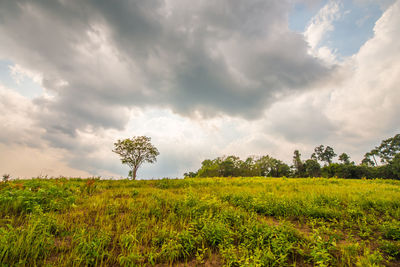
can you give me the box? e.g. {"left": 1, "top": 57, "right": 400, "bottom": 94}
{"left": 314, "top": 145, "right": 337, "bottom": 165}
{"left": 185, "top": 134, "right": 400, "bottom": 180}
{"left": 113, "top": 136, "right": 159, "bottom": 180}
{"left": 363, "top": 134, "right": 400, "bottom": 166}
{"left": 191, "top": 155, "right": 291, "bottom": 178}
{"left": 338, "top": 153, "right": 351, "bottom": 165}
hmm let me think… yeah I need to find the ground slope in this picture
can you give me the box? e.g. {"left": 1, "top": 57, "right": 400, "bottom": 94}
{"left": 0, "top": 177, "right": 399, "bottom": 266}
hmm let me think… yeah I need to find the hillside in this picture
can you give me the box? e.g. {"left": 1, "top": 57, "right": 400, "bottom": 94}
{"left": 1, "top": 177, "right": 399, "bottom": 266}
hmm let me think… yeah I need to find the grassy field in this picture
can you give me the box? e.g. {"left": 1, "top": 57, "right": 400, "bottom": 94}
{"left": 0, "top": 177, "right": 399, "bottom": 266}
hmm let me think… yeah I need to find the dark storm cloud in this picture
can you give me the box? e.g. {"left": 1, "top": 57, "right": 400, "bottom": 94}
{"left": 0, "top": 0, "right": 332, "bottom": 151}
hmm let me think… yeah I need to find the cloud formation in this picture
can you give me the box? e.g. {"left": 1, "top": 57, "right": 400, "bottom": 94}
{"left": 0, "top": 0, "right": 331, "bottom": 121}
{"left": 0, "top": 0, "right": 399, "bottom": 178}
{"left": 265, "top": 0, "right": 400, "bottom": 160}
{"left": 304, "top": 0, "right": 342, "bottom": 62}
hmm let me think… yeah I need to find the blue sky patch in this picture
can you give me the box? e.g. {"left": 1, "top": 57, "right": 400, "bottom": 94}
{"left": 289, "top": 0, "right": 384, "bottom": 58}
{"left": 0, "top": 59, "right": 44, "bottom": 98}
{"left": 289, "top": 1, "right": 327, "bottom": 32}
{"left": 327, "top": 1, "right": 383, "bottom": 57}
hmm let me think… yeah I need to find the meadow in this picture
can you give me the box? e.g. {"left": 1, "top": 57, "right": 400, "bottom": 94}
{"left": 0, "top": 177, "right": 399, "bottom": 266}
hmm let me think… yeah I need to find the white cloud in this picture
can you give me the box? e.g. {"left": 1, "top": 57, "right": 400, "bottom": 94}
{"left": 9, "top": 64, "right": 43, "bottom": 85}
{"left": 0, "top": 85, "right": 92, "bottom": 178}
{"left": 263, "top": 0, "right": 400, "bottom": 163}
{"left": 327, "top": 0, "right": 400, "bottom": 138}
{"left": 0, "top": 85, "right": 41, "bottom": 144}
{"left": 353, "top": 0, "right": 396, "bottom": 10}
{"left": 304, "top": 0, "right": 342, "bottom": 63}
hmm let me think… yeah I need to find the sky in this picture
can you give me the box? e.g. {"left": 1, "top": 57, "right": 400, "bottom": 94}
{"left": 0, "top": 0, "right": 399, "bottom": 179}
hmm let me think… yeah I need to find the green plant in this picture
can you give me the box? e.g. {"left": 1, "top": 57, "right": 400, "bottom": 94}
{"left": 309, "top": 230, "right": 337, "bottom": 267}
{"left": 131, "top": 189, "right": 139, "bottom": 197}
{"left": 381, "top": 220, "right": 400, "bottom": 240}
{"left": 379, "top": 240, "right": 400, "bottom": 259}
{"left": 72, "top": 229, "right": 111, "bottom": 266}
{"left": 0, "top": 177, "right": 398, "bottom": 266}
{"left": 2, "top": 174, "right": 10, "bottom": 182}
{"left": 0, "top": 212, "right": 59, "bottom": 265}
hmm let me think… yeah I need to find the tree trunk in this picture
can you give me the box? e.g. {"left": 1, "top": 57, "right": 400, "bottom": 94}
{"left": 372, "top": 155, "right": 378, "bottom": 166}
{"left": 132, "top": 167, "right": 138, "bottom": 180}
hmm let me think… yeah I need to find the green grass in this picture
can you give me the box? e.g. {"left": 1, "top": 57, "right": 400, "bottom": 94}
{"left": 0, "top": 177, "right": 399, "bottom": 266}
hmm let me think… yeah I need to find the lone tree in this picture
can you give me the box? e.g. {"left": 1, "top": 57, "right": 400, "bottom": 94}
{"left": 113, "top": 136, "right": 159, "bottom": 180}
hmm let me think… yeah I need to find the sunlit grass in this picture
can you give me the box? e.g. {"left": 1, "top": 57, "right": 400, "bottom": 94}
{"left": 0, "top": 177, "right": 399, "bottom": 266}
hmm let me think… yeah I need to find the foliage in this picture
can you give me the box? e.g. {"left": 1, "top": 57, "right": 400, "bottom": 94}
{"left": 292, "top": 150, "right": 305, "bottom": 177}
{"left": 113, "top": 136, "right": 159, "bottom": 180}
{"left": 183, "top": 171, "right": 197, "bottom": 178}
{"left": 195, "top": 155, "right": 291, "bottom": 178}
{"left": 0, "top": 209, "right": 63, "bottom": 265}
{"left": 0, "top": 179, "right": 76, "bottom": 215}
{"left": 72, "top": 229, "right": 111, "bottom": 266}
{"left": 363, "top": 134, "right": 400, "bottom": 165}
{"left": 338, "top": 152, "right": 351, "bottom": 164}
{"left": 379, "top": 240, "right": 400, "bottom": 259}
{"left": 187, "top": 134, "right": 400, "bottom": 180}
{"left": 2, "top": 174, "right": 10, "bottom": 182}
{"left": 381, "top": 220, "right": 400, "bottom": 240}
{"left": 304, "top": 159, "right": 321, "bottom": 177}
{"left": 314, "top": 145, "right": 337, "bottom": 165}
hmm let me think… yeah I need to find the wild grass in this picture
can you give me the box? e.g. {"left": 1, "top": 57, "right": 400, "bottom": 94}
{"left": 0, "top": 177, "right": 399, "bottom": 266}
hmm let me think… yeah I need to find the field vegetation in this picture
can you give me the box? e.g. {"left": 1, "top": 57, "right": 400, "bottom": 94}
{"left": 1, "top": 177, "right": 399, "bottom": 266}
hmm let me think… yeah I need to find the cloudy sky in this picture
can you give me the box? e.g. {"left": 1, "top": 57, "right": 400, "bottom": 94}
{"left": 1, "top": 0, "right": 399, "bottom": 179}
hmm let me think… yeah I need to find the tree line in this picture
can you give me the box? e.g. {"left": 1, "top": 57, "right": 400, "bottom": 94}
{"left": 185, "top": 134, "right": 400, "bottom": 179}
